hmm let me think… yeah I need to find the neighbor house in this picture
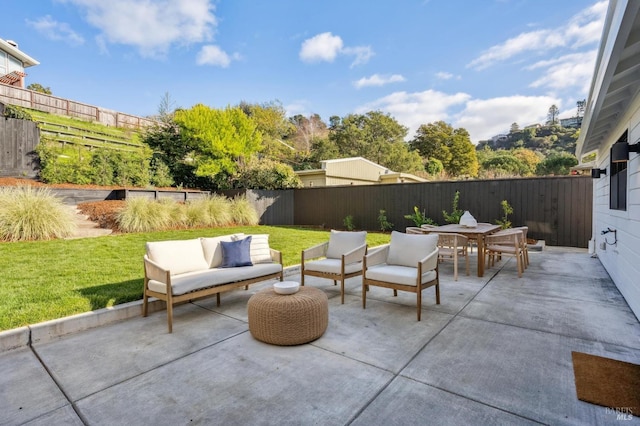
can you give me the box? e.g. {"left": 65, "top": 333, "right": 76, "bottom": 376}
{"left": 295, "top": 157, "right": 426, "bottom": 187}
{"left": 575, "top": 0, "right": 640, "bottom": 319}
{"left": 0, "top": 38, "right": 39, "bottom": 88}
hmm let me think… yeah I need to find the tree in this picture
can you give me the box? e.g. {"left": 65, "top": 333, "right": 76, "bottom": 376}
{"left": 230, "top": 157, "right": 302, "bottom": 190}
{"left": 289, "top": 114, "right": 329, "bottom": 153}
{"left": 174, "top": 104, "right": 262, "bottom": 185}
{"left": 547, "top": 104, "right": 559, "bottom": 125}
{"left": 535, "top": 152, "right": 578, "bottom": 176}
{"left": 26, "top": 83, "right": 52, "bottom": 95}
{"left": 239, "top": 100, "right": 296, "bottom": 163}
{"left": 328, "top": 111, "right": 419, "bottom": 172}
{"left": 410, "top": 121, "right": 478, "bottom": 177}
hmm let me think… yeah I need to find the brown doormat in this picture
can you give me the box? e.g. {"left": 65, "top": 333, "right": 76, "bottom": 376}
{"left": 572, "top": 351, "right": 640, "bottom": 412}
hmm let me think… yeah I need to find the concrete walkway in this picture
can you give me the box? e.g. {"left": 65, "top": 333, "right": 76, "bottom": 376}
{"left": 2, "top": 248, "right": 640, "bottom": 425}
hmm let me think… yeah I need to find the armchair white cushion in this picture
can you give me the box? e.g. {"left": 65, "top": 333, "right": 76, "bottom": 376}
{"left": 362, "top": 231, "right": 440, "bottom": 320}
{"left": 302, "top": 230, "right": 367, "bottom": 304}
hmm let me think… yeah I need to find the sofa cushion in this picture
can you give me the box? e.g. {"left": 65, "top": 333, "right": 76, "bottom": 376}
{"left": 200, "top": 234, "right": 242, "bottom": 268}
{"left": 387, "top": 231, "right": 438, "bottom": 267}
{"left": 146, "top": 239, "right": 209, "bottom": 275}
{"left": 148, "top": 263, "right": 283, "bottom": 295}
{"left": 248, "top": 234, "right": 273, "bottom": 264}
{"left": 326, "top": 230, "right": 367, "bottom": 259}
{"left": 221, "top": 236, "right": 253, "bottom": 268}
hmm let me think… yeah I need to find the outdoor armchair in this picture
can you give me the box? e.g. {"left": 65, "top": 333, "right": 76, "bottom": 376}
{"left": 301, "top": 230, "right": 367, "bottom": 304}
{"left": 362, "top": 231, "right": 440, "bottom": 320}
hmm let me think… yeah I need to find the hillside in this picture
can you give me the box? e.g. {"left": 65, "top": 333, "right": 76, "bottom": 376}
{"left": 476, "top": 124, "right": 579, "bottom": 155}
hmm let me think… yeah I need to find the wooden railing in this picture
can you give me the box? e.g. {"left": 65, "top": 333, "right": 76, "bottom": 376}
{"left": 0, "top": 83, "right": 157, "bottom": 129}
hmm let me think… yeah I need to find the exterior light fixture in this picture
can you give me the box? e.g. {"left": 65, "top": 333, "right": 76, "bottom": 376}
{"left": 611, "top": 141, "right": 640, "bottom": 162}
{"left": 591, "top": 168, "right": 606, "bottom": 178}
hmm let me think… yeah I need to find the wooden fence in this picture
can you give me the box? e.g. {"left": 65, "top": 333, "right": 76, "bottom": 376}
{"left": 0, "top": 117, "right": 39, "bottom": 177}
{"left": 226, "top": 176, "right": 593, "bottom": 248}
{"left": 0, "top": 83, "right": 156, "bottom": 129}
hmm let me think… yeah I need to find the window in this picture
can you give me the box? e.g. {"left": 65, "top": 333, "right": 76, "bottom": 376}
{"left": 610, "top": 131, "right": 628, "bottom": 211}
{"left": 0, "top": 51, "right": 7, "bottom": 75}
{"left": 8, "top": 54, "right": 22, "bottom": 73}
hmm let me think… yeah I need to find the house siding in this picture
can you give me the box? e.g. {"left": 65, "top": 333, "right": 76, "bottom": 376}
{"left": 592, "top": 96, "right": 640, "bottom": 319}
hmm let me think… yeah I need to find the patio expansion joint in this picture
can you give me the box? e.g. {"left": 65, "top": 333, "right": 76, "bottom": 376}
{"left": 29, "top": 344, "right": 90, "bottom": 425}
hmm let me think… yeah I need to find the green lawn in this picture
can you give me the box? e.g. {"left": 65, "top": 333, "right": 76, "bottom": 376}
{"left": 0, "top": 226, "right": 390, "bottom": 331}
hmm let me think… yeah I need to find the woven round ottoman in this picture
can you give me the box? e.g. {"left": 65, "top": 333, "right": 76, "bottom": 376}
{"left": 247, "top": 285, "right": 328, "bottom": 346}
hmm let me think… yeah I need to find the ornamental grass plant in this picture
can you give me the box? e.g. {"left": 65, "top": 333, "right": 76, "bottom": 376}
{"left": 230, "top": 195, "right": 259, "bottom": 225}
{"left": 0, "top": 185, "right": 76, "bottom": 241}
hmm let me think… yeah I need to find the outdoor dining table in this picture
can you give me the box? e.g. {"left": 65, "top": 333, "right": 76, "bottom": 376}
{"left": 424, "top": 223, "right": 502, "bottom": 277}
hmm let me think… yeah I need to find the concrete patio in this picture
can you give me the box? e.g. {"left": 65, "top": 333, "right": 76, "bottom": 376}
{"left": 2, "top": 247, "right": 640, "bottom": 425}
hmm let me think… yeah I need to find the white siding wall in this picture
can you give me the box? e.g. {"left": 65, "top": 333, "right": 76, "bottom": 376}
{"left": 592, "top": 97, "right": 640, "bottom": 320}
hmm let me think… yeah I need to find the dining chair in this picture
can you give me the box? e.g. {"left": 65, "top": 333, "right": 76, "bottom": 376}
{"left": 436, "top": 233, "right": 469, "bottom": 281}
{"left": 484, "top": 229, "right": 525, "bottom": 277}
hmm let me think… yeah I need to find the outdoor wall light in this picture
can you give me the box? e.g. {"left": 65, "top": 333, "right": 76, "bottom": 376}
{"left": 591, "top": 168, "right": 606, "bottom": 178}
{"left": 611, "top": 140, "right": 640, "bottom": 162}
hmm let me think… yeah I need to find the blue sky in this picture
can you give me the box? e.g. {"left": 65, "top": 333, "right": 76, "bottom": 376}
{"left": 1, "top": 0, "right": 606, "bottom": 143}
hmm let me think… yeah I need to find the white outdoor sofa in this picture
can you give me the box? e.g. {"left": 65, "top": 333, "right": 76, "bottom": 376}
{"left": 143, "top": 233, "right": 283, "bottom": 332}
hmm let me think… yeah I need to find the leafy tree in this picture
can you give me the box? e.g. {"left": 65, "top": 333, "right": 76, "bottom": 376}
{"left": 26, "top": 83, "right": 52, "bottom": 95}
{"left": 480, "top": 151, "right": 525, "bottom": 177}
{"left": 512, "top": 148, "right": 542, "bottom": 176}
{"left": 174, "top": 104, "right": 262, "bottom": 185}
{"left": 328, "top": 111, "right": 419, "bottom": 173}
{"left": 239, "top": 100, "right": 296, "bottom": 163}
{"left": 535, "top": 152, "right": 578, "bottom": 175}
{"left": 411, "top": 121, "right": 477, "bottom": 177}
{"left": 425, "top": 157, "right": 444, "bottom": 176}
{"left": 230, "top": 157, "right": 302, "bottom": 190}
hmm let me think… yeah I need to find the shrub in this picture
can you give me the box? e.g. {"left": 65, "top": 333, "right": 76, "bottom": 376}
{"left": 0, "top": 186, "right": 76, "bottom": 241}
{"left": 442, "top": 191, "right": 464, "bottom": 224}
{"left": 378, "top": 209, "right": 393, "bottom": 232}
{"left": 343, "top": 214, "right": 355, "bottom": 231}
{"left": 404, "top": 206, "right": 436, "bottom": 227}
{"left": 184, "top": 198, "right": 211, "bottom": 227}
{"left": 203, "top": 194, "right": 233, "bottom": 227}
{"left": 496, "top": 200, "right": 514, "bottom": 230}
{"left": 230, "top": 195, "right": 259, "bottom": 225}
{"left": 116, "top": 197, "right": 172, "bottom": 233}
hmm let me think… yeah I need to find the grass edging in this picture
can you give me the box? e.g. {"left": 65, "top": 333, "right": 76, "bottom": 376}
{"left": 0, "top": 265, "right": 301, "bottom": 353}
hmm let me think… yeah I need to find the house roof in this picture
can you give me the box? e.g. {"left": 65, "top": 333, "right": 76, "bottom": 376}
{"left": 575, "top": 0, "right": 640, "bottom": 160}
{"left": 0, "top": 38, "right": 39, "bottom": 68}
{"left": 0, "top": 70, "right": 25, "bottom": 85}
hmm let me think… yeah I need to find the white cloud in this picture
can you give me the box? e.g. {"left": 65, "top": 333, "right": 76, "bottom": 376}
{"left": 299, "top": 32, "right": 374, "bottom": 67}
{"left": 196, "top": 45, "right": 239, "bottom": 67}
{"left": 354, "top": 74, "right": 405, "bottom": 89}
{"left": 454, "top": 95, "right": 560, "bottom": 142}
{"left": 527, "top": 50, "right": 597, "bottom": 94}
{"left": 342, "top": 46, "right": 375, "bottom": 68}
{"left": 356, "top": 89, "right": 471, "bottom": 138}
{"left": 435, "top": 71, "right": 453, "bottom": 80}
{"left": 26, "top": 15, "right": 85, "bottom": 46}
{"left": 60, "top": 0, "right": 217, "bottom": 57}
{"left": 299, "top": 32, "right": 343, "bottom": 62}
{"left": 467, "top": 1, "right": 606, "bottom": 70}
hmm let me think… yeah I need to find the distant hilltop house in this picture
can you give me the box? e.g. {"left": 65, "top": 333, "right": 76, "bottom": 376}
{"left": 295, "top": 157, "right": 426, "bottom": 187}
{"left": 0, "top": 38, "right": 39, "bottom": 88}
{"left": 560, "top": 116, "right": 582, "bottom": 129}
